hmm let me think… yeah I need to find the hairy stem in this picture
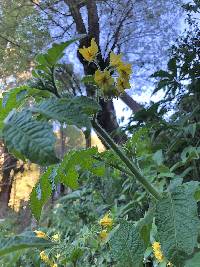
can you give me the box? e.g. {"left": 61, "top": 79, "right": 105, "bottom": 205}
{"left": 92, "top": 120, "right": 161, "bottom": 200}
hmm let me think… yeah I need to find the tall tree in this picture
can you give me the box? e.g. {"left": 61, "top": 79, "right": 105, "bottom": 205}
{"left": 0, "top": 0, "right": 50, "bottom": 89}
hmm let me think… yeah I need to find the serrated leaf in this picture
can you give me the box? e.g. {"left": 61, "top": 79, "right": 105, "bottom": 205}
{"left": 155, "top": 185, "right": 200, "bottom": 265}
{"left": 0, "top": 86, "right": 28, "bottom": 132}
{"left": 3, "top": 110, "right": 59, "bottom": 165}
{"left": 72, "top": 96, "right": 101, "bottom": 115}
{"left": 152, "top": 79, "right": 170, "bottom": 94}
{"left": 59, "top": 168, "right": 79, "bottom": 190}
{"left": 109, "top": 221, "right": 146, "bottom": 267}
{"left": 0, "top": 232, "right": 54, "bottom": 256}
{"left": 184, "top": 251, "right": 200, "bottom": 267}
{"left": 56, "top": 147, "right": 103, "bottom": 189}
{"left": 31, "top": 96, "right": 100, "bottom": 129}
{"left": 30, "top": 167, "right": 53, "bottom": 220}
{"left": 136, "top": 208, "right": 155, "bottom": 246}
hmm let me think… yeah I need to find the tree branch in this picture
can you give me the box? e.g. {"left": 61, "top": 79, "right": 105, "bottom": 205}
{"left": 63, "top": 0, "right": 87, "bottom": 35}
{"left": 86, "top": 0, "right": 100, "bottom": 45}
{"left": 120, "top": 92, "right": 142, "bottom": 113}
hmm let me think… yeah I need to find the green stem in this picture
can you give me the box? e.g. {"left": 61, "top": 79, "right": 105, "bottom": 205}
{"left": 92, "top": 120, "right": 161, "bottom": 200}
{"left": 51, "top": 66, "right": 61, "bottom": 98}
{"left": 94, "top": 155, "right": 134, "bottom": 177}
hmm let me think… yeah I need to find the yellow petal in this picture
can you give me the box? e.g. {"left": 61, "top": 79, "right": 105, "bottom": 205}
{"left": 117, "top": 63, "right": 132, "bottom": 78}
{"left": 99, "top": 229, "right": 108, "bottom": 240}
{"left": 116, "top": 77, "right": 131, "bottom": 92}
{"left": 78, "top": 38, "right": 98, "bottom": 62}
{"left": 99, "top": 213, "right": 113, "bottom": 227}
{"left": 91, "top": 38, "right": 98, "bottom": 55}
{"left": 52, "top": 233, "right": 60, "bottom": 242}
{"left": 152, "top": 241, "right": 161, "bottom": 251}
{"left": 34, "top": 230, "right": 47, "bottom": 239}
{"left": 110, "top": 52, "right": 123, "bottom": 67}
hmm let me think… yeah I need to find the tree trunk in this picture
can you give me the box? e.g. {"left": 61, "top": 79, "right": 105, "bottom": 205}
{"left": 0, "top": 142, "right": 17, "bottom": 217}
{"left": 64, "top": 0, "right": 128, "bottom": 144}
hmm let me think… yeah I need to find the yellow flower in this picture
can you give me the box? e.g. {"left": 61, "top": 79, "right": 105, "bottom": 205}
{"left": 152, "top": 242, "right": 164, "bottom": 263}
{"left": 34, "top": 230, "right": 47, "bottom": 239}
{"left": 79, "top": 38, "right": 98, "bottom": 62}
{"left": 51, "top": 233, "right": 60, "bottom": 242}
{"left": 40, "top": 251, "right": 56, "bottom": 267}
{"left": 99, "top": 229, "right": 108, "bottom": 240}
{"left": 154, "top": 251, "right": 164, "bottom": 262}
{"left": 116, "top": 77, "right": 131, "bottom": 92}
{"left": 110, "top": 52, "right": 123, "bottom": 68}
{"left": 117, "top": 63, "right": 132, "bottom": 79}
{"left": 152, "top": 241, "right": 161, "bottom": 251}
{"left": 40, "top": 251, "right": 49, "bottom": 263}
{"left": 99, "top": 213, "right": 113, "bottom": 227}
{"left": 94, "top": 70, "right": 114, "bottom": 90}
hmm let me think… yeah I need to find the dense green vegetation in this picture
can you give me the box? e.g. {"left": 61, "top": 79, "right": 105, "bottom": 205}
{"left": 0, "top": 1, "right": 200, "bottom": 267}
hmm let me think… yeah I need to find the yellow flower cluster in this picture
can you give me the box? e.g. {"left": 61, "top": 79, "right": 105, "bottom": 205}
{"left": 40, "top": 251, "right": 57, "bottom": 267}
{"left": 152, "top": 242, "right": 173, "bottom": 266}
{"left": 99, "top": 213, "right": 113, "bottom": 241}
{"left": 34, "top": 230, "right": 47, "bottom": 239}
{"left": 152, "top": 242, "right": 164, "bottom": 263}
{"left": 79, "top": 39, "right": 132, "bottom": 97}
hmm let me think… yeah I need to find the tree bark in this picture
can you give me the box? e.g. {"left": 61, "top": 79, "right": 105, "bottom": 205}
{"left": 0, "top": 143, "right": 17, "bottom": 217}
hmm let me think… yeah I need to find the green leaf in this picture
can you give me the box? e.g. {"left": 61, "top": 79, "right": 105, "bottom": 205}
{"left": 168, "top": 177, "right": 183, "bottom": 191}
{"left": 167, "top": 58, "right": 177, "bottom": 75}
{"left": 81, "top": 75, "right": 95, "bottom": 85}
{"left": 155, "top": 184, "right": 200, "bottom": 265}
{"left": 184, "top": 123, "right": 197, "bottom": 138}
{"left": 194, "top": 187, "right": 200, "bottom": 201}
{"left": 56, "top": 147, "right": 102, "bottom": 189}
{"left": 0, "top": 232, "right": 54, "bottom": 257}
{"left": 59, "top": 167, "right": 79, "bottom": 190}
{"left": 30, "top": 167, "right": 53, "bottom": 220}
{"left": 153, "top": 150, "right": 163, "bottom": 166}
{"left": 0, "top": 86, "right": 28, "bottom": 132}
{"left": 31, "top": 96, "right": 100, "bottom": 129}
{"left": 109, "top": 221, "right": 146, "bottom": 267}
{"left": 18, "top": 87, "right": 51, "bottom": 100}
{"left": 72, "top": 96, "right": 101, "bottom": 115}
{"left": 184, "top": 251, "right": 200, "bottom": 267}
{"left": 136, "top": 208, "right": 155, "bottom": 247}
{"left": 36, "top": 36, "right": 85, "bottom": 66}
{"left": 3, "top": 110, "right": 59, "bottom": 165}
{"left": 181, "top": 146, "right": 199, "bottom": 163}
{"left": 151, "top": 70, "right": 171, "bottom": 78}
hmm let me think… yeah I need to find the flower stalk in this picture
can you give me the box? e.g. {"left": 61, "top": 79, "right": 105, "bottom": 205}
{"left": 92, "top": 120, "right": 161, "bottom": 200}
